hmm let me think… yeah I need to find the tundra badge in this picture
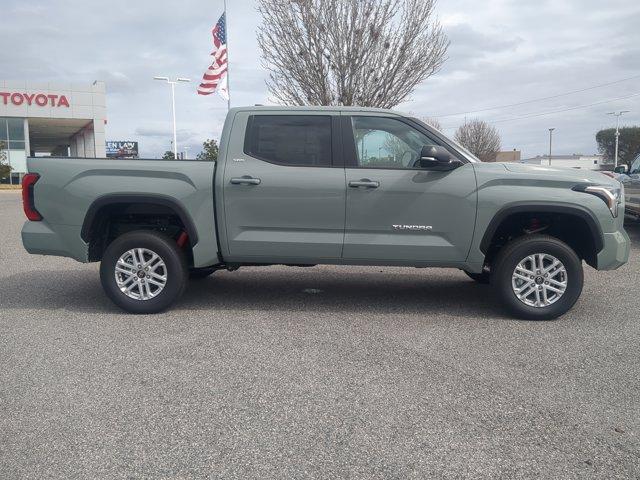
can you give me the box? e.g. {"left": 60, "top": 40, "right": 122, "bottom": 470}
{"left": 392, "top": 225, "right": 433, "bottom": 231}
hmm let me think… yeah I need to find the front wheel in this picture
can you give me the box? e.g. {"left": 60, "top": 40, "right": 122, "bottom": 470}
{"left": 492, "top": 235, "right": 583, "bottom": 320}
{"left": 100, "top": 231, "right": 188, "bottom": 314}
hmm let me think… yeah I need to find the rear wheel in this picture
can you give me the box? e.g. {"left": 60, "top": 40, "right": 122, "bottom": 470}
{"left": 492, "top": 235, "right": 583, "bottom": 320}
{"left": 100, "top": 231, "right": 188, "bottom": 314}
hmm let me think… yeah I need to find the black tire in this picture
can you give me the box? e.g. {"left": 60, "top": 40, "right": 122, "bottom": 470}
{"left": 464, "top": 270, "right": 491, "bottom": 284}
{"left": 492, "top": 235, "right": 583, "bottom": 321}
{"left": 189, "top": 267, "right": 217, "bottom": 280}
{"left": 100, "top": 231, "right": 188, "bottom": 314}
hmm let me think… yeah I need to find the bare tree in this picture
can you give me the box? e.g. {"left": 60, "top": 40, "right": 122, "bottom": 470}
{"left": 454, "top": 120, "right": 501, "bottom": 162}
{"left": 0, "top": 141, "right": 12, "bottom": 181}
{"left": 422, "top": 117, "right": 442, "bottom": 131}
{"left": 257, "top": 0, "right": 449, "bottom": 108}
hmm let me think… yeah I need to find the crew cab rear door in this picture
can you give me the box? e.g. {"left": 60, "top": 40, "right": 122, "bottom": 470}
{"left": 341, "top": 114, "right": 477, "bottom": 263}
{"left": 221, "top": 112, "right": 346, "bottom": 262}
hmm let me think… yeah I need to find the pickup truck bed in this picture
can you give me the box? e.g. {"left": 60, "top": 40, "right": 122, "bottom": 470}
{"left": 22, "top": 157, "right": 220, "bottom": 267}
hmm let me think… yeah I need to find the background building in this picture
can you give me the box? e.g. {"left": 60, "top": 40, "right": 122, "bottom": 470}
{"left": 0, "top": 80, "right": 106, "bottom": 183}
{"left": 495, "top": 150, "right": 522, "bottom": 163}
{"left": 520, "top": 154, "right": 611, "bottom": 171}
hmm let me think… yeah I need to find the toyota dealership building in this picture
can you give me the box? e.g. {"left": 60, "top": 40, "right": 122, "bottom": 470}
{"left": 0, "top": 80, "right": 107, "bottom": 184}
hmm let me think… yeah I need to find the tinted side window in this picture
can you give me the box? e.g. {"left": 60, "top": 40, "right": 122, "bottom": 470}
{"left": 245, "top": 115, "right": 332, "bottom": 167}
{"left": 631, "top": 155, "right": 640, "bottom": 174}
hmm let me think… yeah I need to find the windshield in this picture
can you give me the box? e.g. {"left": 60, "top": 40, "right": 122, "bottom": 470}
{"left": 410, "top": 117, "right": 480, "bottom": 163}
{"left": 631, "top": 154, "right": 640, "bottom": 175}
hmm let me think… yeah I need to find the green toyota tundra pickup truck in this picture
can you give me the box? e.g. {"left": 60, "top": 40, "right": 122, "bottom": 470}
{"left": 21, "top": 106, "right": 630, "bottom": 319}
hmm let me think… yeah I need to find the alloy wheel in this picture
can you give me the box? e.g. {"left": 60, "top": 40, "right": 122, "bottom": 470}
{"left": 114, "top": 248, "right": 167, "bottom": 301}
{"left": 511, "top": 253, "right": 568, "bottom": 308}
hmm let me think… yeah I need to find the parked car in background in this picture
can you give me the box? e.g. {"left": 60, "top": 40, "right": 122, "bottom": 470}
{"left": 614, "top": 154, "right": 640, "bottom": 221}
{"left": 21, "top": 106, "right": 630, "bottom": 320}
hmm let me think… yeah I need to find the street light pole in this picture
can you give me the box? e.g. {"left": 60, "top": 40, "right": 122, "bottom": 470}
{"left": 548, "top": 128, "right": 555, "bottom": 166}
{"left": 154, "top": 76, "right": 191, "bottom": 159}
{"left": 170, "top": 81, "right": 177, "bottom": 159}
{"left": 607, "top": 111, "right": 630, "bottom": 168}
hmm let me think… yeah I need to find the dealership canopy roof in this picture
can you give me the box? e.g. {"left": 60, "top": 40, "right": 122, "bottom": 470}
{"left": 0, "top": 80, "right": 107, "bottom": 160}
{"left": 27, "top": 118, "right": 94, "bottom": 153}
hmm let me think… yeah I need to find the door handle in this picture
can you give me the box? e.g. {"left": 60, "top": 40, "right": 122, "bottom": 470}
{"left": 230, "top": 176, "right": 261, "bottom": 185}
{"left": 349, "top": 179, "right": 380, "bottom": 189}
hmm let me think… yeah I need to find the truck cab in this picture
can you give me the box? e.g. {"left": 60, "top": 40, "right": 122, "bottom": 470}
{"left": 220, "top": 108, "right": 477, "bottom": 267}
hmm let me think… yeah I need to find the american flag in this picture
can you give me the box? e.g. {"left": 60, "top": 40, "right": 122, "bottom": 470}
{"left": 197, "top": 13, "right": 229, "bottom": 99}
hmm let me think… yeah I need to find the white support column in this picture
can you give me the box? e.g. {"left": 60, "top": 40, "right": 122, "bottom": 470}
{"left": 93, "top": 119, "right": 106, "bottom": 158}
{"left": 82, "top": 125, "right": 96, "bottom": 158}
{"left": 23, "top": 118, "right": 30, "bottom": 157}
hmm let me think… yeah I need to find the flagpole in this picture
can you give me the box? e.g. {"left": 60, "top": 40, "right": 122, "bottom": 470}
{"left": 224, "top": 0, "right": 231, "bottom": 111}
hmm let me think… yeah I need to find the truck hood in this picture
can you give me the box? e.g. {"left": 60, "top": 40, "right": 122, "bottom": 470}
{"left": 499, "top": 163, "right": 619, "bottom": 188}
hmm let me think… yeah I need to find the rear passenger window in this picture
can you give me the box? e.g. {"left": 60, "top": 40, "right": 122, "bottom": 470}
{"left": 245, "top": 115, "right": 332, "bottom": 167}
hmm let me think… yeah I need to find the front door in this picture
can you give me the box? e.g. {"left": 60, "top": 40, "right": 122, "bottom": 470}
{"left": 223, "top": 113, "right": 346, "bottom": 262}
{"left": 342, "top": 115, "right": 477, "bottom": 263}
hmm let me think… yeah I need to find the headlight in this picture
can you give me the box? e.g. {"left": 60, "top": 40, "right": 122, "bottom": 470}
{"left": 574, "top": 184, "right": 622, "bottom": 217}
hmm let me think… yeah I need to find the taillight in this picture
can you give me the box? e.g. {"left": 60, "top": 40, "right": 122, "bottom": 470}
{"left": 22, "top": 173, "right": 42, "bottom": 221}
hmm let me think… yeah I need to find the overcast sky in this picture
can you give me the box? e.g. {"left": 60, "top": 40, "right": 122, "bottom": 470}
{"left": 2, "top": 0, "right": 640, "bottom": 158}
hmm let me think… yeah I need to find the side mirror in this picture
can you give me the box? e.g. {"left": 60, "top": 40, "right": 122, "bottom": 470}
{"left": 414, "top": 145, "right": 462, "bottom": 171}
{"left": 614, "top": 165, "right": 628, "bottom": 174}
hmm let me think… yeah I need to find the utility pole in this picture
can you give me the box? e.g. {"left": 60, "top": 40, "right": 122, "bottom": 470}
{"left": 548, "top": 128, "right": 555, "bottom": 166}
{"left": 154, "top": 76, "right": 191, "bottom": 159}
{"left": 607, "top": 111, "right": 630, "bottom": 168}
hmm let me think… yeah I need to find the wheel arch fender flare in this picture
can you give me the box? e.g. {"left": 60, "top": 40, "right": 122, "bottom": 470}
{"left": 479, "top": 203, "right": 604, "bottom": 254}
{"left": 80, "top": 194, "right": 199, "bottom": 246}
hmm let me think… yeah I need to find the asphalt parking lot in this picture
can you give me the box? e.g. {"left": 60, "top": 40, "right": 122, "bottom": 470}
{"left": 1, "top": 190, "right": 639, "bottom": 479}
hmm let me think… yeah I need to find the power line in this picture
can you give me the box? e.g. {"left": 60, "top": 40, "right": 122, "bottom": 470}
{"left": 442, "top": 91, "right": 640, "bottom": 129}
{"left": 490, "top": 92, "right": 640, "bottom": 124}
{"left": 433, "top": 74, "right": 640, "bottom": 118}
